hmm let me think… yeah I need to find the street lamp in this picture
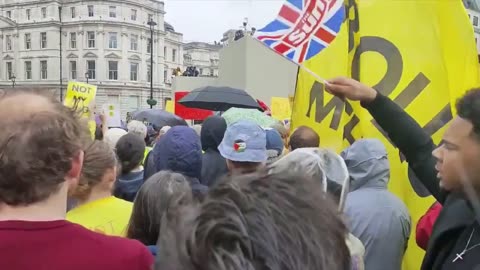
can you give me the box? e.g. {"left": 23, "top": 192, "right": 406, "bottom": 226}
{"left": 10, "top": 74, "right": 16, "bottom": 88}
{"left": 85, "top": 72, "right": 90, "bottom": 84}
{"left": 147, "top": 18, "right": 157, "bottom": 109}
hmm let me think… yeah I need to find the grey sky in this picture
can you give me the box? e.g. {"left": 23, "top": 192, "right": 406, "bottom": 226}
{"left": 164, "top": 0, "right": 284, "bottom": 43}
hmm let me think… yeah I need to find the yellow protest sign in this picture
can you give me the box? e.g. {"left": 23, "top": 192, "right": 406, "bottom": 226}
{"left": 165, "top": 100, "right": 174, "bottom": 113}
{"left": 270, "top": 97, "right": 291, "bottom": 121}
{"left": 64, "top": 82, "right": 98, "bottom": 139}
{"left": 64, "top": 82, "right": 97, "bottom": 119}
{"left": 292, "top": 1, "right": 479, "bottom": 269}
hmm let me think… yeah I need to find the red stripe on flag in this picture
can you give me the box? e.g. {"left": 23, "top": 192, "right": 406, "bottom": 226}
{"left": 314, "top": 27, "right": 335, "bottom": 44}
{"left": 278, "top": 5, "right": 300, "bottom": 24}
{"left": 257, "top": 34, "right": 283, "bottom": 41}
{"left": 274, "top": 42, "right": 292, "bottom": 54}
{"left": 298, "top": 42, "right": 309, "bottom": 63}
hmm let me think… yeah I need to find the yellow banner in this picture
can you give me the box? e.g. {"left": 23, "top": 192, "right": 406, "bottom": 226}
{"left": 64, "top": 82, "right": 98, "bottom": 138}
{"left": 271, "top": 97, "right": 291, "bottom": 121}
{"left": 165, "top": 100, "right": 174, "bottom": 113}
{"left": 293, "top": 1, "right": 479, "bottom": 269}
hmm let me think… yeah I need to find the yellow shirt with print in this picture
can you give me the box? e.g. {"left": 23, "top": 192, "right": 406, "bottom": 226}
{"left": 67, "top": 196, "right": 133, "bottom": 237}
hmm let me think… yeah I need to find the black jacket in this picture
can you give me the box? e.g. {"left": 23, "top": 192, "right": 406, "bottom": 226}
{"left": 200, "top": 116, "right": 228, "bottom": 186}
{"left": 363, "top": 93, "right": 474, "bottom": 269}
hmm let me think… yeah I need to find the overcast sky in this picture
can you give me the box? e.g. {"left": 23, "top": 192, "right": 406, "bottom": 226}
{"left": 164, "top": 0, "right": 284, "bottom": 43}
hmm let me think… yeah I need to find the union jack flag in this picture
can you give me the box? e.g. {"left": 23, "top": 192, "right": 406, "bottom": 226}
{"left": 255, "top": 0, "right": 345, "bottom": 64}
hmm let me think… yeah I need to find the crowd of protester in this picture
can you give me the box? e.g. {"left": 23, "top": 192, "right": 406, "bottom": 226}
{"left": 1, "top": 77, "right": 480, "bottom": 270}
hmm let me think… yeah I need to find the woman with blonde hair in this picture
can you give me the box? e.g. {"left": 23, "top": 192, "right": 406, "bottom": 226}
{"left": 67, "top": 140, "right": 133, "bottom": 236}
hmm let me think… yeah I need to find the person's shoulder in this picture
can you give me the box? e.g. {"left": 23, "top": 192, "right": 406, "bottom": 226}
{"left": 68, "top": 223, "right": 153, "bottom": 267}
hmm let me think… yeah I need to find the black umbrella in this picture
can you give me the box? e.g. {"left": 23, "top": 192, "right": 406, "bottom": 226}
{"left": 130, "top": 109, "right": 187, "bottom": 128}
{"left": 178, "top": 86, "right": 260, "bottom": 111}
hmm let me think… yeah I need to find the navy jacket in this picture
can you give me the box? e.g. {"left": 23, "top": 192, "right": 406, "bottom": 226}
{"left": 153, "top": 126, "right": 208, "bottom": 198}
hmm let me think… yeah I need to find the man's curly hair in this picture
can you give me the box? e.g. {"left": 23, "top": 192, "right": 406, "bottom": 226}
{"left": 0, "top": 88, "right": 87, "bottom": 206}
{"left": 457, "top": 89, "right": 480, "bottom": 140}
{"left": 157, "top": 171, "right": 351, "bottom": 270}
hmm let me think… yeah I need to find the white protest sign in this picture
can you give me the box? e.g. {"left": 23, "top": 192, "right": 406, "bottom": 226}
{"left": 102, "top": 104, "right": 122, "bottom": 128}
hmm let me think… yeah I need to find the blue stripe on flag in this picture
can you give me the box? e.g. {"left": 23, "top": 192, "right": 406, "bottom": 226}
{"left": 286, "top": 0, "right": 303, "bottom": 10}
{"left": 263, "top": 39, "right": 276, "bottom": 46}
{"left": 257, "top": 20, "right": 290, "bottom": 33}
{"left": 286, "top": 50, "right": 295, "bottom": 60}
{"left": 324, "top": 6, "right": 345, "bottom": 32}
{"left": 306, "top": 40, "right": 325, "bottom": 60}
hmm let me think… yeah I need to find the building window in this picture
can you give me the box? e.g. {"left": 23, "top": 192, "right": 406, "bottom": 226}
{"left": 26, "top": 9, "right": 31, "bottom": 20}
{"left": 6, "top": 11, "right": 11, "bottom": 18}
{"left": 131, "top": 9, "right": 137, "bottom": 21}
{"left": 164, "top": 46, "right": 167, "bottom": 57}
{"left": 25, "top": 33, "right": 31, "bottom": 50}
{"left": 210, "top": 69, "right": 214, "bottom": 76}
{"left": 87, "top": 60, "right": 96, "bottom": 79}
{"left": 130, "top": 35, "right": 138, "bottom": 51}
{"left": 147, "top": 38, "right": 152, "bottom": 53}
{"left": 71, "top": 7, "right": 76, "bottom": 18}
{"left": 109, "top": 32, "right": 118, "bottom": 49}
{"left": 164, "top": 69, "right": 168, "bottom": 83}
{"left": 6, "top": 35, "right": 12, "bottom": 51}
{"left": 130, "top": 63, "right": 138, "bottom": 81}
{"left": 25, "top": 61, "right": 32, "bottom": 80}
{"left": 148, "top": 14, "right": 153, "bottom": 22}
{"left": 70, "top": 61, "right": 77, "bottom": 80}
{"left": 40, "top": 32, "right": 47, "bottom": 49}
{"left": 172, "top": 49, "right": 176, "bottom": 62}
{"left": 109, "top": 6, "right": 116, "bottom": 18}
{"left": 475, "top": 16, "right": 479, "bottom": 26}
{"left": 40, "top": 60, "right": 48, "bottom": 80}
{"left": 199, "top": 68, "right": 203, "bottom": 75}
{"left": 70, "top": 32, "right": 76, "bottom": 49}
{"left": 87, "top": 31, "right": 95, "bottom": 48}
{"left": 41, "top": 7, "right": 46, "bottom": 18}
{"left": 88, "top": 5, "right": 94, "bottom": 17}
{"left": 6, "top": 62, "right": 13, "bottom": 79}
{"left": 108, "top": 61, "right": 118, "bottom": 80}
{"left": 147, "top": 64, "right": 151, "bottom": 81}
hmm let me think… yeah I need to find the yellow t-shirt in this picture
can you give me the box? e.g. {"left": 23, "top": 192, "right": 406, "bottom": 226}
{"left": 67, "top": 196, "right": 133, "bottom": 237}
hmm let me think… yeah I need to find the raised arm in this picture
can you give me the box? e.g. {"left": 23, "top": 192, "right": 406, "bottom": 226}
{"left": 326, "top": 77, "right": 444, "bottom": 202}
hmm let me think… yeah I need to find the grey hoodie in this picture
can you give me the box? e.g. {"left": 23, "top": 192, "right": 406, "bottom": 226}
{"left": 341, "top": 139, "right": 411, "bottom": 270}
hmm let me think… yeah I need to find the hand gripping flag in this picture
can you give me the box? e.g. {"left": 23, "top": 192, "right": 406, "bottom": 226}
{"left": 255, "top": 0, "right": 345, "bottom": 64}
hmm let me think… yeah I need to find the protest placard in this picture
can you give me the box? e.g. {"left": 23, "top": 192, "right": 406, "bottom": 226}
{"left": 64, "top": 82, "right": 98, "bottom": 138}
{"left": 270, "top": 97, "right": 291, "bottom": 121}
{"left": 102, "top": 104, "right": 122, "bottom": 128}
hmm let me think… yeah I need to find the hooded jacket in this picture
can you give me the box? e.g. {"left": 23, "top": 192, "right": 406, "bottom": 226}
{"left": 200, "top": 116, "right": 228, "bottom": 186}
{"left": 114, "top": 170, "right": 144, "bottom": 202}
{"left": 153, "top": 126, "right": 208, "bottom": 198}
{"left": 342, "top": 139, "right": 411, "bottom": 270}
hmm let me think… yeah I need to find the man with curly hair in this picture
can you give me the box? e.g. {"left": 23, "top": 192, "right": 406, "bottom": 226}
{"left": 0, "top": 88, "right": 153, "bottom": 270}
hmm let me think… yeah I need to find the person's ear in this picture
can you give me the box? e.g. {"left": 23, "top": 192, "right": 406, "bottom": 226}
{"left": 66, "top": 150, "right": 84, "bottom": 191}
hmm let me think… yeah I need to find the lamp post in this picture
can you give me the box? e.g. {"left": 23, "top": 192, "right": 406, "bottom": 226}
{"left": 147, "top": 19, "right": 157, "bottom": 109}
{"left": 59, "top": 6, "right": 63, "bottom": 101}
{"left": 10, "top": 74, "right": 16, "bottom": 88}
{"left": 85, "top": 72, "right": 90, "bottom": 84}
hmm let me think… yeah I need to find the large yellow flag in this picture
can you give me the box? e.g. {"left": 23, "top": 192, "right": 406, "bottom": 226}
{"left": 293, "top": 1, "right": 479, "bottom": 269}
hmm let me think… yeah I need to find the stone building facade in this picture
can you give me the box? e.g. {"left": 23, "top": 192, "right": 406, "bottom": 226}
{"left": 0, "top": 0, "right": 183, "bottom": 116}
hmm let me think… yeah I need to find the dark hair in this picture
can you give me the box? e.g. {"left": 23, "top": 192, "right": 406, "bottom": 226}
{"left": 70, "top": 140, "right": 117, "bottom": 200}
{"left": 157, "top": 172, "right": 351, "bottom": 270}
{"left": 127, "top": 171, "right": 192, "bottom": 245}
{"left": 95, "top": 125, "right": 104, "bottom": 141}
{"left": 457, "top": 89, "right": 480, "bottom": 140}
{"left": 0, "top": 88, "right": 87, "bottom": 206}
{"left": 115, "top": 133, "right": 146, "bottom": 175}
{"left": 289, "top": 126, "right": 320, "bottom": 150}
{"left": 228, "top": 160, "right": 263, "bottom": 174}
